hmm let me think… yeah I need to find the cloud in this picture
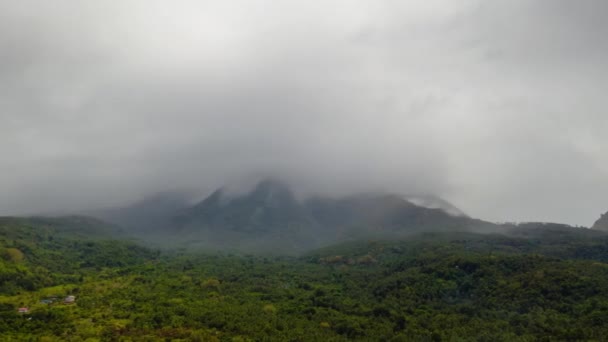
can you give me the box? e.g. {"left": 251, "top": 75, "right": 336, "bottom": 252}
{"left": 1, "top": 1, "right": 607, "bottom": 226}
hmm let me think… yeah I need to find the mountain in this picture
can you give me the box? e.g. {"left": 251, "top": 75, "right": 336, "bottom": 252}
{"left": 592, "top": 211, "right": 608, "bottom": 231}
{"left": 165, "top": 179, "right": 497, "bottom": 252}
{"left": 81, "top": 179, "right": 499, "bottom": 252}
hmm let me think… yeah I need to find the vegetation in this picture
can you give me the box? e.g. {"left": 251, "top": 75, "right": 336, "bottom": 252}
{"left": 2, "top": 217, "right": 608, "bottom": 340}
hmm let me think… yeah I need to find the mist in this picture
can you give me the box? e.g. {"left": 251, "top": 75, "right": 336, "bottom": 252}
{"left": 1, "top": 1, "right": 608, "bottom": 226}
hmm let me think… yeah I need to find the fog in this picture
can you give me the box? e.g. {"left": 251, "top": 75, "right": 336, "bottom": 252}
{"left": 1, "top": 1, "right": 607, "bottom": 226}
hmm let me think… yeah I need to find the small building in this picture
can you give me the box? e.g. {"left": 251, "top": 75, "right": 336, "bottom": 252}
{"left": 18, "top": 307, "right": 29, "bottom": 314}
{"left": 64, "top": 295, "right": 76, "bottom": 304}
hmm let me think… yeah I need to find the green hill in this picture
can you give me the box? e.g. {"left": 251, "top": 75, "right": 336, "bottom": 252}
{"left": 0, "top": 216, "right": 157, "bottom": 294}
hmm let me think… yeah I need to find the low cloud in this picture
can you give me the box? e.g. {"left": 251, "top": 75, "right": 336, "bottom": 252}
{"left": 1, "top": 1, "right": 607, "bottom": 226}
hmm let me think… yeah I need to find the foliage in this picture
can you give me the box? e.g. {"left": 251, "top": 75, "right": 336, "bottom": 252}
{"left": 3, "top": 218, "right": 608, "bottom": 340}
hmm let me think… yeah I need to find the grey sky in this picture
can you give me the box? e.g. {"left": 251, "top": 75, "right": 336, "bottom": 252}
{"left": 1, "top": 0, "right": 607, "bottom": 226}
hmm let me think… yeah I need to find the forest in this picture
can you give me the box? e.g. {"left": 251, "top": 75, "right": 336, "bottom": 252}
{"left": 2, "top": 217, "right": 608, "bottom": 341}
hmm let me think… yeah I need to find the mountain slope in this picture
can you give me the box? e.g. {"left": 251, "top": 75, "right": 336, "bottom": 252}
{"left": 175, "top": 180, "right": 317, "bottom": 233}
{"left": 171, "top": 180, "right": 324, "bottom": 252}
{"left": 167, "top": 180, "right": 497, "bottom": 252}
{"left": 592, "top": 211, "right": 608, "bottom": 231}
{"left": 305, "top": 193, "right": 493, "bottom": 237}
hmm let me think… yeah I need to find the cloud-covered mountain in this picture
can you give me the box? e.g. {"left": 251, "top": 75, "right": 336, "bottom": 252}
{"left": 92, "top": 179, "right": 497, "bottom": 253}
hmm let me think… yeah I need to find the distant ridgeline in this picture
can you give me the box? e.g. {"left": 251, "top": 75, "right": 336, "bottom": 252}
{"left": 90, "top": 179, "right": 497, "bottom": 252}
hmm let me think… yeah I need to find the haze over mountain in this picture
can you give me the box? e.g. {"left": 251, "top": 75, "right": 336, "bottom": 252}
{"left": 85, "top": 179, "right": 496, "bottom": 252}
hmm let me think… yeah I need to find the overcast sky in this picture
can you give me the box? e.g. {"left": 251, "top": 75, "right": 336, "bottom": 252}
{"left": 1, "top": 0, "right": 607, "bottom": 226}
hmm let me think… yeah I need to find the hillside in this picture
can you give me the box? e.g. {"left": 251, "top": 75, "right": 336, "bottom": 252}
{"left": 0, "top": 216, "right": 157, "bottom": 294}
{"left": 2, "top": 221, "right": 608, "bottom": 340}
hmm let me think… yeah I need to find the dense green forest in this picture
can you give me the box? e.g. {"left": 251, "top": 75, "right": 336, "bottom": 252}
{"left": 2, "top": 218, "right": 608, "bottom": 341}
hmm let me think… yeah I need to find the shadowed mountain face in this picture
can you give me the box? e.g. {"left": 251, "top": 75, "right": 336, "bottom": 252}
{"left": 592, "top": 212, "right": 608, "bottom": 231}
{"left": 91, "top": 179, "right": 497, "bottom": 253}
{"left": 175, "top": 180, "right": 316, "bottom": 233}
